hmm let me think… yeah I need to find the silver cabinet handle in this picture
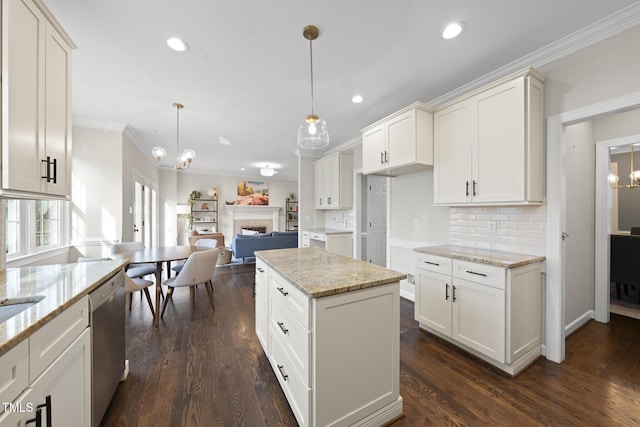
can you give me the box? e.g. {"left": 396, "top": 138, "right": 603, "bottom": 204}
{"left": 257, "top": 267, "right": 264, "bottom": 273}
{"left": 277, "top": 321, "right": 289, "bottom": 335}
{"left": 445, "top": 283, "right": 449, "bottom": 300}
{"left": 423, "top": 261, "right": 440, "bottom": 266}
{"left": 277, "top": 364, "right": 289, "bottom": 381}
{"left": 466, "top": 270, "right": 487, "bottom": 277}
{"left": 277, "top": 287, "right": 288, "bottom": 296}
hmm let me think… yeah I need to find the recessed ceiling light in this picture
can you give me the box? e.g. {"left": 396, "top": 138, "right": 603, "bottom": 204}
{"left": 352, "top": 94, "right": 364, "bottom": 104}
{"left": 240, "top": 167, "right": 246, "bottom": 171}
{"left": 218, "top": 136, "right": 231, "bottom": 146}
{"left": 167, "top": 37, "right": 189, "bottom": 52}
{"left": 442, "top": 22, "right": 465, "bottom": 40}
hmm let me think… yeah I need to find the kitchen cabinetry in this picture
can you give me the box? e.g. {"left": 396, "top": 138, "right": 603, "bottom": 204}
{"left": 256, "top": 252, "right": 402, "bottom": 426}
{"left": 301, "top": 230, "right": 352, "bottom": 257}
{"left": 314, "top": 152, "right": 352, "bottom": 209}
{"left": 190, "top": 198, "right": 218, "bottom": 232}
{"left": 433, "top": 68, "right": 544, "bottom": 205}
{"left": 415, "top": 253, "right": 541, "bottom": 375}
{"left": 285, "top": 198, "right": 298, "bottom": 231}
{"left": 255, "top": 258, "right": 269, "bottom": 351}
{"left": 361, "top": 102, "right": 433, "bottom": 176}
{"left": 0, "top": 296, "right": 90, "bottom": 425}
{"left": 1, "top": 0, "right": 74, "bottom": 199}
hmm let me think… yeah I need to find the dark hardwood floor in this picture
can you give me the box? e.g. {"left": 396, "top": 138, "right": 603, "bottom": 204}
{"left": 102, "top": 264, "right": 640, "bottom": 426}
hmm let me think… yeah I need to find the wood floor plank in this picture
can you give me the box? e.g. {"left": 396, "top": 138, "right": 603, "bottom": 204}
{"left": 101, "top": 265, "right": 640, "bottom": 426}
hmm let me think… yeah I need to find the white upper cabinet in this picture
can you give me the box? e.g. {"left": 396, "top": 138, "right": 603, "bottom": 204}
{"left": 1, "top": 0, "right": 74, "bottom": 199}
{"left": 434, "top": 68, "right": 545, "bottom": 206}
{"left": 361, "top": 102, "right": 433, "bottom": 176}
{"left": 314, "top": 151, "right": 353, "bottom": 209}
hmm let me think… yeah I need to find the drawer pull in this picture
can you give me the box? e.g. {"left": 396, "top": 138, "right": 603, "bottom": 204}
{"left": 277, "top": 364, "right": 289, "bottom": 381}
{"left": 257, "top": 267, "right": 264, "bottom": 273}
{"left": 277, "top": 287, "right": 289, "bottom": 296}
{"left": 466, "top": 270, "right": 487, "bottom": 277}
{"left": 423, "top": 261, "right": 440, "bottom": 266}
{"left": 277, "top": 321, "right": 289, "bottom": 335}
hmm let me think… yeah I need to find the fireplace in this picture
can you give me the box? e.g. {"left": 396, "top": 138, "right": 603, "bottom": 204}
{"left": 222, "top": 205, "right": 282, "bottom": 241}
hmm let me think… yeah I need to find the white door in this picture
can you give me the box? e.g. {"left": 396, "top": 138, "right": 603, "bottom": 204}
{"left": 414, "top": 268, "right": 451, "bottom": 335}
{"left": 366, "top": 175, "right": 387, "bottom": 266}
{"left": 133, "top": 174, "right": 158, "bottom": 247}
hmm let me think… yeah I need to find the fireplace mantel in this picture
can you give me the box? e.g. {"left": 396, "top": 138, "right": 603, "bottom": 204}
{"left": 222, "top": 205, "right": 282, "bottom": 215}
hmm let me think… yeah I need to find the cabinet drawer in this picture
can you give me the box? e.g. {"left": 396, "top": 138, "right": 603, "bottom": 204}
{"left": 0, "top": 340, "right": 29, "bottom": 411}
{"left": 453, "top": 260, "right": 506, "bottom": 289}
{"left": 255, "top": 258, "right": 269, "bottom": 284}
{"left": 270, "top": 295, "right": 311, "bottom": 384}
{"left": 309, "top": 232, "right": 325, "bottom": 241}
{"left": 270, "top": 271, "right": 309, "bottom": 329}
{"left": 416, "top": 254, "right": 452, "bottom": 275}
{"left": 269, "top": 334, "right": 311, "bottom": 427}
{"left": 29, "top": 296, "right": 89, "bottom": 382}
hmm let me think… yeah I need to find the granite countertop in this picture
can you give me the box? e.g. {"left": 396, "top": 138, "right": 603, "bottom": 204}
{"left": 304, "top": 228, "right": 353, "bottom": 235}
{"left": 414, "top": 245, "right": 545, "bottom": 268}
{"left": 0, "top": 260, "right": 124, "bottom": 356}
{"left": 255, "top": 247, "right": 406, "bottom": 298}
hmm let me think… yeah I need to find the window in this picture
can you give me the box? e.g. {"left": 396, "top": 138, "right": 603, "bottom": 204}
{"left": 5, "top": 199, "right": 66, "bottom": 259}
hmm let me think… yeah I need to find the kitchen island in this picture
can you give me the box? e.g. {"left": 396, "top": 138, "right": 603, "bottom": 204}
{"left": 255, "top": 247, "right": 406, "bottom": 427}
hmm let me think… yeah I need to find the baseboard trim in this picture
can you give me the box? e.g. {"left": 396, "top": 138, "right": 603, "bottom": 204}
{"left": 351, "top": 396, "right": 403, "bottom": 427}
{"left": 565, "top": 310, "right": 595, "bottom": 336}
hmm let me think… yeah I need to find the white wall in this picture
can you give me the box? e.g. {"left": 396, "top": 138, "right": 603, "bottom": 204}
{"left": 71, "top": 126, "right": 123, "bottom": 257}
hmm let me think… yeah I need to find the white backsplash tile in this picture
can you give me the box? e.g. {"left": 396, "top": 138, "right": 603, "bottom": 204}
{"left": 449, "top": 205, "right": 546, "bottom": 256}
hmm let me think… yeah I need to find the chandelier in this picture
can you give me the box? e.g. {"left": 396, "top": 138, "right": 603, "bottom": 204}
{"left": 610, "top": 144, "right": 640, "bottom": 189}
{"left": 152, "top": 103, "right": 195, "bottom": 170}
{"left": 297, "top": 25, "right": 329, "bottom": 149}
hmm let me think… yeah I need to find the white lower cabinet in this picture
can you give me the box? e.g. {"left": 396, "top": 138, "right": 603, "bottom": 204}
{"left": 257, "top": 260, "right": 402, "bottom": 426}
{"left": 0, "top": 297, "right": 91, "bottom": 426}
{"left": 255, "top": 258, "right": 269, "bottom": 351}
{"left": 415, "top": 254, "right": 541, "bottom": 375}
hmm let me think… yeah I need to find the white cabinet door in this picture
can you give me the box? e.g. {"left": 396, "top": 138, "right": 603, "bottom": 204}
{"left": 314, "top": 157, "right": 325, "bottom": 209}
{"left": 324, "top": 154, "right": 339, "bottom": 208}
{"left": 44, "top": 21, "right": 72, "bottom": 197}
{"left": 433, "top": 101, "right": 473, "bottom": 204}
{"left": 451, "top": 278, "right": 506, "bottom": 363}
{"left": 386, "top": 110, "right": 414, "bottom": 169}
{"left": 29, "top": 328, "right": 91, "bottom": 427}
{"left": 415, "top": 267, "right": 451, "bottom": 336}
{"left": 472, "top": 77, "right": 526, "bottom": 204}
{"left": 2, "top": 0, "right": 46, "bottom": 194}
{"left": 362, "top": 125, "right": 386, "bottom": 175}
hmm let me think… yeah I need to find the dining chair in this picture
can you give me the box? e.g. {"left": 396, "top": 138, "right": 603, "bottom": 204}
{"left": 124, "top": 274, "right": 156, "bottom": 318}
{"left": 110, "top": 242, "right": 157, "bottom": 278}
{"left": 161, "top": 248, "right": 219, "bottom": 321}
{"left": 172, "top": 239, "right": 218, "bottom": 274}
{"left": 78, "top": 257, "right": 157, "bottom": 316}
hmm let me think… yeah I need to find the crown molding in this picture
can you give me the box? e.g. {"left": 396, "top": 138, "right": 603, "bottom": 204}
{"left": 428, "top": 2, "right": 640, "bottom": 107}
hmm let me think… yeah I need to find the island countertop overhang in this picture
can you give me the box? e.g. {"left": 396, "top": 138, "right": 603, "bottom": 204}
{"left": 255, "top": 247, "right": 407, "bottom": 298}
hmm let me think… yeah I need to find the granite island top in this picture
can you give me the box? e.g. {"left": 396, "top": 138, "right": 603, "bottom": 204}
{"left": 0, "top": 260, "right": 124, "bottom": 356}
{"left": 414, "top": 245, "right": 545, "bottom": 268}
{"left": 303, "top": 228, "right": 353, "bottom": 235}
{"left": 255, "top": 247, "right": 406, "bottom": 298}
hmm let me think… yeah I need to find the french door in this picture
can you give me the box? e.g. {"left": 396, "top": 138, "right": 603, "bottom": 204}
{"left": 133, "top": 173, "right": 158, "bottom": 247}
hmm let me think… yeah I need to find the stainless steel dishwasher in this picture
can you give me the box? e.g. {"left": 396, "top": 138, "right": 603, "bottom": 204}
{"left": 89, "top": 268, "right": 125, "bottom": 427}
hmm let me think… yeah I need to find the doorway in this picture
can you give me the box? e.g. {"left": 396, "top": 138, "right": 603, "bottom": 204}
{"left": 366, "top": 175, "right": 387, "bottom": 266}
{"left": 547, "top": 91, "right": 640, "bottom": 364}
{"left": 133, "top": 173, "right": 158, "bottom": 247}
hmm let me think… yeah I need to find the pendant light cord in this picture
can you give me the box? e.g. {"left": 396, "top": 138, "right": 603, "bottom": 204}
{"left": 309, "top": 38, "right": 315, "bottom": 117}
{"left": 176, "top": 105, "right": 180, "bottom": 154}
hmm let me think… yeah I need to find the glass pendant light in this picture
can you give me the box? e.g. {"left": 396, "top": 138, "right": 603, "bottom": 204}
{"left": 152, "top": 103, "right": 195, "bottom": 170}
{"left": 297, "top": 25, "right": 329, "bottom": 149}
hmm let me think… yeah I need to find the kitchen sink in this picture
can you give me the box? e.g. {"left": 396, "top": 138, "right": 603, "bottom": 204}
{"left": 0, "top": 296, "right": 45, "bottom": 323}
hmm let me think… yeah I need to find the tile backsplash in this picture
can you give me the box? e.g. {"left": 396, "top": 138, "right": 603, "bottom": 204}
{"left": 450, "top": 205, "right": 546, "bottom": 256}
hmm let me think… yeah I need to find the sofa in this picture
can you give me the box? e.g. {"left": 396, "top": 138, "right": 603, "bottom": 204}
{"left": 231, "top": 231, "right": 298, "bottom": 262}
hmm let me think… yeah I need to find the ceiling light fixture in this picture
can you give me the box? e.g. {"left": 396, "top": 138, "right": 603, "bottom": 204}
{"left": 152, "top": 103, "right": 195, "bottom": 171}
{"left": 352, "top": 94, "right": 364, "bottom": 104}
{"left": 260, "top": 165, "right": 276, "bottom": 177}
{"left": 167, "top": 36, "right": 189, "bottom": 52}
{"left": 442, "top": 22, "right": 465, "bottom": 39}
{"left": 297, "top": 25, "right": 329, "bottom": 150}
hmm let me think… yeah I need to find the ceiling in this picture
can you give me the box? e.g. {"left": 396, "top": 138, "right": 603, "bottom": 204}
{"left": 44, "top": 0, "right": 640, "bottom": 181}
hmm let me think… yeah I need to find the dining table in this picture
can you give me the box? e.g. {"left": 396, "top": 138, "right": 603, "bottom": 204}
{"left": 112, "top": 245, "right": 208, "bottom": 326}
